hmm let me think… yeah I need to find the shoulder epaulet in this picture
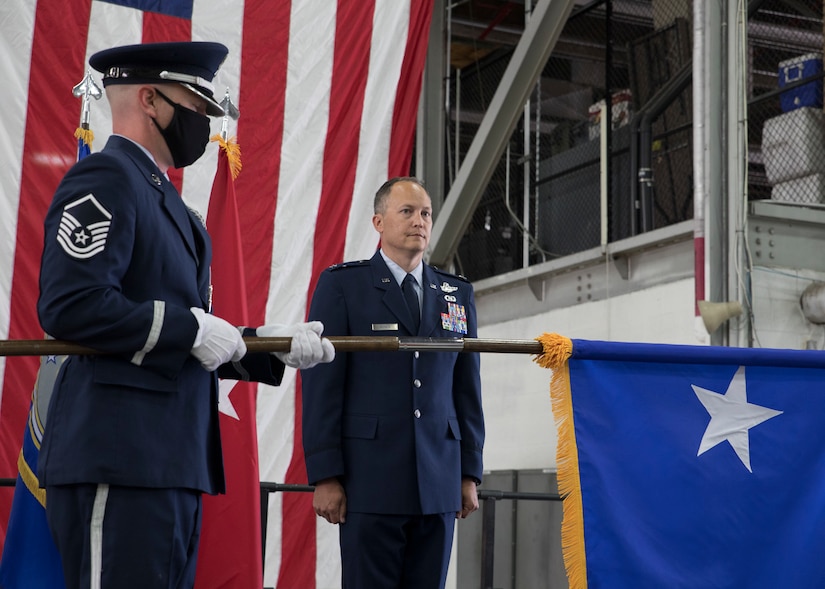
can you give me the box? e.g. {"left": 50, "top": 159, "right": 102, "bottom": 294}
{"left": 431, "top": 266, "right": 470, "bottom": 282}
{"left": 328, "top": 260, "right": 370, "bottom": 271}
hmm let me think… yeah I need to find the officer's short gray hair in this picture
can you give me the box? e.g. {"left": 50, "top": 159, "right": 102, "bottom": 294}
{"left": 374, "top": 177, "right": 426, "bottom": 214}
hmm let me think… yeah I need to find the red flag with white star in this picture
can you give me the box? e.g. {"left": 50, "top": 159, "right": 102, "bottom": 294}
{"left": 195, "top": 137, "right": 261, "bottom": 587}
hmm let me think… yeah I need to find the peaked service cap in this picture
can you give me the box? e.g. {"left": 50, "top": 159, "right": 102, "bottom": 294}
{"left": 89, "top": 41, "right": 228, "bottom": 117}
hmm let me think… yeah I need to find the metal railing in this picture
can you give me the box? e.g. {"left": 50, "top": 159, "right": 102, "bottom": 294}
{"left": 1, "top": 478, "right": 563, "bottom": 589}
{"left": 260, "top": 482, "right": 562, "bottom": 589}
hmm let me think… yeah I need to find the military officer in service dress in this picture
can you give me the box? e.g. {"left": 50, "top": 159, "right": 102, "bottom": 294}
{"left": 302, "top": 176, "right": 485, "bottom": 589}
{"left": 36, "top": 41, "right": 333, "bottom": 589}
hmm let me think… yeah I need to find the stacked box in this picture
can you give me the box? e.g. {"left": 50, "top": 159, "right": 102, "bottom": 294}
{"left": 779, "top": 53, "right": 823, "bottom": 112}
{"left": 762, "top": 107, "right": 825, "bottom": 185}
{"left": 771, "top": 173, "right": 825, "bottom": 204}
{"left": 587, "top": 89, "right": 632, "bottom": 140}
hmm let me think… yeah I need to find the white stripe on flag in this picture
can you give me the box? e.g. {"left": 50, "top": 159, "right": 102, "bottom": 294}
{"left": 267, "top": 0, "right": 336, "bottom": 320}
{"left": 259, "top": 2, "right": 337, "bottom": 585}
{"left": 0, "top": 0, "right": 37, "bottom": 396}
{"left": 186, "top": 1, "right": 245, "bottom": 215}
{"left": 85, "top": 1, "right": 144, "bottom": 142}
{"left": 344, "top": 0, "right": 412, "bottom": 262}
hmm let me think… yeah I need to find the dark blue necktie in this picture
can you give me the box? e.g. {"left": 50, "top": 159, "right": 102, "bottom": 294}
{"left": 402, "top": 273, "right": 420, "bottom": 333}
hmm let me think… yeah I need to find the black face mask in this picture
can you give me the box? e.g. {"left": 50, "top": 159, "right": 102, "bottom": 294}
{"left": 153, "top": 89, "right": 211, "bottom": 168}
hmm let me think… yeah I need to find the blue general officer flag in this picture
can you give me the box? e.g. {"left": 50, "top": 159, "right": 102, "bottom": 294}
{"left": 0, "top": 78, "right": 90, "bottom": 583}
{"left": 0, "top": 356, "right": 66, "bottom": 589}
{"left": 538, "top": 335, "right": 825, "bottom": 589}
{"left": 75, "top": 129, "right": 92, "bottom": 160}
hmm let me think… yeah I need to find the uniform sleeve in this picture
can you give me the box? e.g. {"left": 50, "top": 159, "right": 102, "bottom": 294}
{"left": 217, "top": 327, "right": 286, "bottom": 386}
{"left": 37, "top": 155, "right": 196, "bottom": 380}
{"left": 301, "top": 269, "right": 349, "bottom": 484}
{"left": 453, "top": 283, "right": 485, "bottom": 482}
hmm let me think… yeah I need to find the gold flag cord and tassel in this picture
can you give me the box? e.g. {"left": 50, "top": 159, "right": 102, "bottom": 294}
{"left": 211, "top": 134, "right": 242, "bottom": 179}
{"left": 532, "top": 333, "right": 586, "bottom": 589}
{"left": 74, "top": 126, "right": 94, "bottom": 149}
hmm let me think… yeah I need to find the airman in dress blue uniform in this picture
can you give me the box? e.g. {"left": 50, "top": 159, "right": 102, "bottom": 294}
{"left": 36, "top": 41, "right": 334, "bottom": 589}
{"left": 302, "top": 177, "right": 485, "bottom": 589}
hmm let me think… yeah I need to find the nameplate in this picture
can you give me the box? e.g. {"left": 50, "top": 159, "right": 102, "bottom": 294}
{"left": 372, "top": 323, "right": 398, "bottom": 331}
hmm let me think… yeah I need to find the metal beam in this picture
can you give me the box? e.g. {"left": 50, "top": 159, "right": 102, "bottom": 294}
{"left": 428, "top": 0, "right": 577, "bottom": 268}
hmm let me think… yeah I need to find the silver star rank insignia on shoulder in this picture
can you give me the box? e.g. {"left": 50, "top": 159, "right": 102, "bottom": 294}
{"left": 57, "top": 193, "right": 112, "bottom": 260}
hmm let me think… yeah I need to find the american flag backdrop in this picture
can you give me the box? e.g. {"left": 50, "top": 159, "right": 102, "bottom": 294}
{"left": 0, "top": 0, "right": 433, "bottom": 586}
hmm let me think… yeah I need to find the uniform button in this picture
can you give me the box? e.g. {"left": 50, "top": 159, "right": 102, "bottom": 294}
{"left": 414, "top": 351, "right": 420, "bottom": 359}
{"left": 414, "top": 409, "right": 421, "bottom": 418}
{"left": 413, "top": 379, "right": 421, "bottom": 388}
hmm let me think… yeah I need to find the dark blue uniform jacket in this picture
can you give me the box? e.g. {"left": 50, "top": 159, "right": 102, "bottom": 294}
{"left": 37, "top": 136, "right": 283, "bottom": 495}
{"left": 302, "top": 251, "right": 484, "bottom": 515}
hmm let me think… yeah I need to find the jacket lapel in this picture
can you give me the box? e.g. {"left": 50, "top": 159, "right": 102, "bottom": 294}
{"left": 111, "top": 136, "right": 200, "bottom": 264}
{"left": 187, "top": 207, "right": 212, "bottom": 309}
{"left": 160, "top": 184, "right": 200, "bottom": 264}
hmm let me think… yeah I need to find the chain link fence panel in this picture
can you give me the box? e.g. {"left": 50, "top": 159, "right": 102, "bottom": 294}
{"left": 750, "top": 0, "right": 825, "bottom": 205}
{"left": 442, "top": 0, "right": 823, "bottom": 282}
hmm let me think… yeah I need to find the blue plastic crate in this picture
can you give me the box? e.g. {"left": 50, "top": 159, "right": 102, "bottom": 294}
{"left": 779, "top": 52, "right": 823, "bottom": 112}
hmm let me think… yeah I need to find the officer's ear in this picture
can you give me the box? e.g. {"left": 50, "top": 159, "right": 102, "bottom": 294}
{"left": 137, "top": 86, "right": 161, "bottom": 116}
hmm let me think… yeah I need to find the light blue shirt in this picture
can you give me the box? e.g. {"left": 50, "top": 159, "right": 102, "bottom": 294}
{"left": 379, "top": 250, "right": 422, "bottom": 313}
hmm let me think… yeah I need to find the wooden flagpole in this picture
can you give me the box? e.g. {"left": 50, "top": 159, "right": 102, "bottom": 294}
{"left": 0, "top": 336, "right": 544, "bottom": 357}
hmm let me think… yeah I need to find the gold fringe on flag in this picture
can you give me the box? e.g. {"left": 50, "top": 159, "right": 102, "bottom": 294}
{"left": 17, "top": 450, "right": 47, "bottom": 508}
{"left": 532, "top": 333, "right": 587, "bottom": 589}
{"left": 211, "top": 134, "right": 242, "bottom": 180}
{"left": 74, "top": 127, "right": 94, "bottom": 149}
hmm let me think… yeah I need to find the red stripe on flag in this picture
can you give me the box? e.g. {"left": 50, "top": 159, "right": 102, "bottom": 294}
{"left": 278, "top": 385, "right": 313, "bottom": 589}
{"left": 0, "top": 0, "right": 92, "bottom": 550}
{"left": 310, "top": 0, "right": 375, "bottom": 286}
{"left": 388, "top": 0, "right": 433, "bottom": 178}
{"left": 225, "top": 0, "right": 292, "bottom": 582}
{"left": 279, "top": 3, "right": 376, "bottom": 587}
{"left": 235, "top": 2, "right": 293, "bottom": 582}
{"left": 236, "top": 0, "right": 290, "bottom": 327}
{"left": 141, "top": 11, "right": 192, "bottom": 192}
{"left": 142, "top": 10, "right": 191, "bottom": 42}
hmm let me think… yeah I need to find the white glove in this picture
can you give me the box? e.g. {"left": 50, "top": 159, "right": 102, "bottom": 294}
{"left": 257, "top": 321, "right": 335, "bottom": 370}
{"left": 190, "top": 307, "right": 247, "bottom": 371}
